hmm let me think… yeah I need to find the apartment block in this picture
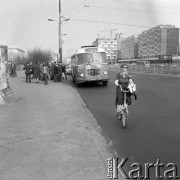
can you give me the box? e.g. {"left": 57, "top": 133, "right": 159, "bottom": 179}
{"left": 121, "top": 36, "right": 138, "bottom": 59}
{"left": 92, "top": 38, "right": 117, "bottom": 63}
{"left": 138, "top": 25, "right": 179, "bottom": 58}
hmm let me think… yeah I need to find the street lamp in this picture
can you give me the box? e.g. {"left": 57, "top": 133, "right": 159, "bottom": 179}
{"left": 48, "top": 0, "right": 69, "bottom": 63}
{"left": 48, "top": 18, "right": 69, "bottom": 63}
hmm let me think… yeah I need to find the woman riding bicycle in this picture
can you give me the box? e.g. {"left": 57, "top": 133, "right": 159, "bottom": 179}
{"left": 115, "top": 64, "right": 137, "bottom": 116}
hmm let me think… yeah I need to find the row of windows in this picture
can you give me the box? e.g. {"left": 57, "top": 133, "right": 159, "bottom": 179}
{"left": 101, "top": 41, "right": 117, "bottom": 44}
{"left": 100, "top": 45, "right": 116, "bottom": 49}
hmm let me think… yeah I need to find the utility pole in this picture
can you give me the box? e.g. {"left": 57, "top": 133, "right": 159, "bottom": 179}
{"left": 59, "top": 0, "right": 62, "bottom": 63}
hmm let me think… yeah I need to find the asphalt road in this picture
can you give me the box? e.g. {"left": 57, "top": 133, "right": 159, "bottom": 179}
{"left": 69, "top": 71, "right": 180, "bottom": 179}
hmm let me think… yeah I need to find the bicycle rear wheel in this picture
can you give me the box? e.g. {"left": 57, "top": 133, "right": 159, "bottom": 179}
{"left": 122, "top": 109, "right": 128, "bottom": 128}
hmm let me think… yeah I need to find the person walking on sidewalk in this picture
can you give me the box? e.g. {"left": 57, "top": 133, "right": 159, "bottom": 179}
{"left": 10, "top": 62, "right": 17, "bottom": 77}
{"left": 58, "top": 62, "right": 62, "bottom": 81}
{"left": 42, "top": 63, "right": 48, "bottom": 85}
{"left": 23, "top": 62, "right": 32, "bottom": 83}
{"left": 29, "top": 61, "right": 34, "bottom": 79}
{"left": 39, "top": 62, "right": 43, "bottom": 80}
{"left": 62, "top": 64, "right": 68, "bottom": 80}
{"left": 33, "top": 61, "right": 41, "bottom": 83}
{"left": 53, "top": 63, "right": 61, "bottom": 82}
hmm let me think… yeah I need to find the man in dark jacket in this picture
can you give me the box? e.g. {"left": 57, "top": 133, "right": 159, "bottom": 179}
{"left": 23, "top": 62, "right": 32, "bottom": 83}
{"left": 62, "top": 64, "right": 67, "bottom": 80}
{"left": 53, "top": 63, "right": 60, "bottom": 82}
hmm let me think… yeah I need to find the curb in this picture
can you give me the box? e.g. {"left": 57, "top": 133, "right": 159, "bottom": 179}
{"left": 70, "top": 85, "right": 113, "bottom": 171}
{"left": 70, "top": 85, "right": 125, "bottom": 180}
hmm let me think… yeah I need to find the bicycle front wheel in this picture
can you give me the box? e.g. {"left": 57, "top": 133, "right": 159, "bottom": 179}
{"left": 122, "top": 109, "right": 128, "bottom": 128}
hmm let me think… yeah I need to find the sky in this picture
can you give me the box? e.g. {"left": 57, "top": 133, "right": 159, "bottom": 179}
{"left": 0, "top": 0, "right": 180, "bottom": 58}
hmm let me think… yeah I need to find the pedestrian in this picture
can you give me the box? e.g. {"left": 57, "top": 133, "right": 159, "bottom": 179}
{"left": 53, "top": 63, "right": 60, "bottom": 82}
{"left": 42, "top": 63, "right": 48, "bottom": 85}
{"left": 58, "top": 62, "right": 62, "bottom": 81}
{"left": 49, "top": 62, "right": 56, "bottom": 80}
{"left": 23, "top": 62, "right": 32, "bottom": 83}
{"left": 33, "top": 61, "right": 41, "bottom": 83}
{"left": 62, "top": 64, "right": 68, "bottom": 80}
{"left": 29, "top": 61, "right": 34, "bottom": 79}
{"left": 39, "top": 62, "right": 43, "bottom": 80}
{"left": 10, "top": 62, "right": 17, "bottom": 77}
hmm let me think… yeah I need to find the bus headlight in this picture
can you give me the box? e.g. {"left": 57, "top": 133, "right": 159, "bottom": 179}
{"left": 104, "top": 71, "right": 108, "bottom": 75}
{"left": 80, "top": 73, "right": 84, "bottom": 77}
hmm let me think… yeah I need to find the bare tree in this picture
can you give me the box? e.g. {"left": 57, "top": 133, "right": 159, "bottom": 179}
{"left": 25, "top": 47, "right": 53, "bottom": 64}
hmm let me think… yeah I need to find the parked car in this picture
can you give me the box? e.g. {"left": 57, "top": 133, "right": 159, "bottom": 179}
{"left": 66, "top": 65, "right": 72, "bottom": 75}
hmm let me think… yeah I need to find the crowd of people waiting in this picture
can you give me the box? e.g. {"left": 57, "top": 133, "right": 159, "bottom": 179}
{"left": 23, "top": 61, "right": 67, "bottom": 85}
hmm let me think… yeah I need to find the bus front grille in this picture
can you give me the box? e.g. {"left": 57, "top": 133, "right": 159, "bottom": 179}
{"left": 87, "top": 69, "right": 101, "bottom": 76}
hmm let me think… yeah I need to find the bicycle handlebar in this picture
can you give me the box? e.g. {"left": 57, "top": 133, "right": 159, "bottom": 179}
{"left": 118, "top": 84, "right": 129, "bottom": 93}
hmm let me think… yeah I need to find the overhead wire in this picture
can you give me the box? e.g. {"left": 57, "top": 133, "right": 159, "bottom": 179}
{"left": 86, "top": 5, "right": 180, "bottom": 16}
{"left": 112, "top": 0, "right": 180, "bottom": 11}
{"left": 70, "top": 18, "right": 152, "bottom": 28}
{"left": 63, "top": 1, "right": 83, "bottom": 17}
{"left": 63, "top": 0, "right": 88, "bottom": 18}
{"left": 63, "top": 1, "right": 179, "bottom": 41}
{"left": 62, "top": 0, "right": 88, "bottom": 25}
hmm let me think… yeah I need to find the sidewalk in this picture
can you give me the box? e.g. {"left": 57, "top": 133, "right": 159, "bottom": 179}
{"left": 0, "top": 71, "right": 113, "bottom": 180}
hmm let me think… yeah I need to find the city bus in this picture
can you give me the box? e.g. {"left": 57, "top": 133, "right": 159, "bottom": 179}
{"left": 71, "top": 45, "right": 109, "bottom": 86}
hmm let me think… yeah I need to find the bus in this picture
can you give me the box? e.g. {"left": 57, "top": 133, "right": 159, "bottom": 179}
{"left": 71, "top": 45, "right": 109, "bottom": 86}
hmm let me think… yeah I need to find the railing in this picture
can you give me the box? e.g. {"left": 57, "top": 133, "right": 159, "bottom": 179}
{"left": 109, "top": 64, "right": 180, "bottom": 75}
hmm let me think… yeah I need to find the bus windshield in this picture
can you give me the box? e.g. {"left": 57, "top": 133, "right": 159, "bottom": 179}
{"left": 77, "top": 52, "right": 107, "bottom": 64}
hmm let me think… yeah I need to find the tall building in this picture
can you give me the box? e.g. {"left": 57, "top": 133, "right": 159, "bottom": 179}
{"left": 115, "top": 33, "right": 123, "bottom": 60}
{"left": 92, "top": 38, "right": 117, "bottom": 64}
{"left": 138, "top": 25, "right": 179, "bottom": 59}
{"left": 121, "top": 36, "right": 138, "bottom": 59}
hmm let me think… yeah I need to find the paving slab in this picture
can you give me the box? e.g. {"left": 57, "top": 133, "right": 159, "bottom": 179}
{"left": 0, "top": 71, "right": 119, "bottom": 180}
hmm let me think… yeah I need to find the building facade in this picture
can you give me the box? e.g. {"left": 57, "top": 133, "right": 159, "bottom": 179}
{"left": 138, "top": 25, "right": 179, "bottom": 59}
{"left": 8, "top": 45, "right": 25, "bottom": 62}
{"left": 115, "top": 33, "right": 124, "bottom": 60}
{"left": 92, "top": 38, "right": 117, "bottom": 64}
{"left": 121, "top": 36, "right": 138, "bottom": 59}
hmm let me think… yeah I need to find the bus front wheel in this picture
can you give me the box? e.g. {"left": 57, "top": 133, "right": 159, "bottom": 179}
{"left": 74, "top": 76, "right": 80, "bottom": 87}
{"left": 75, "top": 81, "right": 80, "bottom": 87}
{"left": 72, "top": 75, "right": 75, "bottom": 83}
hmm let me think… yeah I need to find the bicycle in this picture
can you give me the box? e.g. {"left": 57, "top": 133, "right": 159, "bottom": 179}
{"left": 117, "top": 85, "right": 129, "bottom": 128}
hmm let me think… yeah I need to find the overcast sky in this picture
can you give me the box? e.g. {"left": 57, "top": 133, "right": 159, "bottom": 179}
{"left": 0, "top": 0, "right": 180, "bottom": 57}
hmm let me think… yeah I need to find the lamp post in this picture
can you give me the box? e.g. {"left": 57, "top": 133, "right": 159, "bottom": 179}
{"left": 59, "top": 0, "right": 62, "bottom": 63}
{"left": 48, "top": 17, "right": 69, "bottom": 62}
{"left": 48, "top": 0, "right": 69, "bottom": 63}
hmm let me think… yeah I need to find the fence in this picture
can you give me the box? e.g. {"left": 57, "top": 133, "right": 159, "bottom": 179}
{"left": 109, "top": 63, "right": 180, "bottom": 76}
